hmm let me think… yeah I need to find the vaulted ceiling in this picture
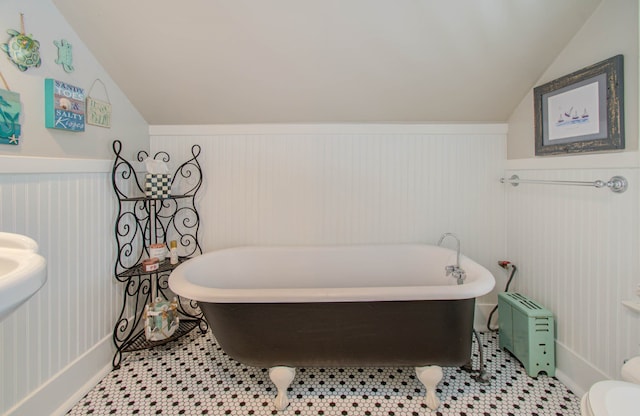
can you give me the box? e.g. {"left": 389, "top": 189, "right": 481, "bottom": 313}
{"left": 52, "top": 0, "right": 601, "bottom": 125}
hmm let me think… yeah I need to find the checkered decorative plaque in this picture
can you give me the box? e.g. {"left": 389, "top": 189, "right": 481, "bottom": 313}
{"left": 145, "top": 173, "right": 172, "bottom": 199}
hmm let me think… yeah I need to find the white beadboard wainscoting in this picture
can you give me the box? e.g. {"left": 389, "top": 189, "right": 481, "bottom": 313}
{"left": 504, "top": 166, "right": 640, "bottom": 396}
{"left": 0, "top": 161, "right": 119, "bottom": 416}
{"left": 3, "top": 129, "right": 638, "bottom": 414}
{"left": 150, "top": 123, "right": 509, "bottom": 316}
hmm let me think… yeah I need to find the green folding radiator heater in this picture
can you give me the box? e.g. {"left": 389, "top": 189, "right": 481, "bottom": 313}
{"left": 498, "top": 292, "right": 556, "bottom": 377}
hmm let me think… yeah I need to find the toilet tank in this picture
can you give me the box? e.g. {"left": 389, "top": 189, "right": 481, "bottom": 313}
{"left": 621, "top": 356, "right": 640, "bottom": 383}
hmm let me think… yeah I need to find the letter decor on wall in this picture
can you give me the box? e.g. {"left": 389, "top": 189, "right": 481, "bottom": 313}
{"left": 44, "top": 78, "right": 85, "bottom": 132}
{"left": 86, "top": 79, "right": 111, "bottom": 128}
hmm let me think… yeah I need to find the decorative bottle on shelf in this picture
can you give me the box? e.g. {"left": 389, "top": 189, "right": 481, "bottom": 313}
{"left": 170, "top": 240, "right": 179, "bottom": 265}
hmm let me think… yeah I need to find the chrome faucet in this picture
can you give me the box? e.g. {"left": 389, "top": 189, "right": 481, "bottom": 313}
{"left": 437, "top": 233, "right": 466, "bottom": 284}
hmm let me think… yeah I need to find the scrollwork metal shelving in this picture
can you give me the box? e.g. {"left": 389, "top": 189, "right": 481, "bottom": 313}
{"left": 111, "top": 139, "right": 208, "bottom": 369}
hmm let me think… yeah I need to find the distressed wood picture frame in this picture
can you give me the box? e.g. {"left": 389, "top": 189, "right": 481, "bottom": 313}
{"left": 534, "top": 55, "right": 624, "bottom": 156}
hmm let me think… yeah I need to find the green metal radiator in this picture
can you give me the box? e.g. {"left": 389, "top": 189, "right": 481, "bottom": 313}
{"left": 498, "top": 292, "right": 556, "bottom": 377}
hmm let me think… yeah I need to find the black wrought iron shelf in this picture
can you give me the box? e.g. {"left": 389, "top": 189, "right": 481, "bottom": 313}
{"left": 110, "top": 139, "right": 208, "bottom": 369}
{"left": 116, "top": 257, "right": 189, "bottom": 279}
{"left": 120, "top": 194, "right": 191, "bottom": 202}
{"left": 117, "top": 320, "right": 201, "bottom": 354}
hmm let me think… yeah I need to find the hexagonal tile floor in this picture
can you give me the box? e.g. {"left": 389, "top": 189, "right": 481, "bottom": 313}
{"left": 67, "top": 331, "right": 580, "bottom": 415}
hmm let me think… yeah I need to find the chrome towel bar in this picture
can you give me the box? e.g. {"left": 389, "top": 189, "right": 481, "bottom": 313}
{"left": 500, "top": 174, "right": 628, "bottom": 193}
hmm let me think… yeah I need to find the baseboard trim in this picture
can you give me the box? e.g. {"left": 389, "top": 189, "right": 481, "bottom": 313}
{"left": 553, "top": 340, "right": 609, "bottom": 398}
{"left": 5, "top": 335, "right": 114, "bottom": 416}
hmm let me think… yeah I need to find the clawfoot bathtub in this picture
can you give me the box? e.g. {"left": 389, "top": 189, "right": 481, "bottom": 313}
{"left": 169, "top": 244, "right": 495, "bottom": 410}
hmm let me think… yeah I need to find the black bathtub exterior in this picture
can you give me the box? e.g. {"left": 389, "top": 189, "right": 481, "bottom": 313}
{"left": 200, "top": 299, "right": 475, "bottom": 368}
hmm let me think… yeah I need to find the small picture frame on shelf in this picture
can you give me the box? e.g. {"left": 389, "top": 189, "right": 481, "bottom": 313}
{"left": 534, "top": 55, "right": 624, "bottom": 156}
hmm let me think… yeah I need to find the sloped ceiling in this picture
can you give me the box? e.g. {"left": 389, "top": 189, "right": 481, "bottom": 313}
{"left": 52, "top": 0, "right": 601, "bottom": 125}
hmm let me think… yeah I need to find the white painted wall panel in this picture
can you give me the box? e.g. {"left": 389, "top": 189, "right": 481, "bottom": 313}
{"left": 505, "top": 168, "right": 640, "bottom": 382}
{"left": 151, "top": 126, "right": 508, "bottom": 302}
{"left": 153, "top": 126, "right": 640, "bottom": 391}
{"left": 0, "top": 172, "right": 118, "bottom": 414}
{"left": 2, "top": 125, "right": 636, "bottom": 411}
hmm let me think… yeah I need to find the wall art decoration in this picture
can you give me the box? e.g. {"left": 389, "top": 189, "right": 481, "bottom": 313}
{"left": 1, "top": 14, "right": 41, "bottom": 72}
{"left": 54, "top": 39, "right": 74, "bottom": 73}
{"left": 86, "top": 79, "right": 112, "bottom": 128}
{"left": 0, "top": 87, "right": 21, "bottom": 145}
{"left": 534, "top": 55, "right": 624, "bottom": 156}
{"left": 44, "top": 78, "right": 85, "bottom": 131}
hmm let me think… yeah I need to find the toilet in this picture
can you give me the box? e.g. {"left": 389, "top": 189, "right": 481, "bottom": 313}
{"left": 581, "top": 356, "right": 640, "bottom": 416}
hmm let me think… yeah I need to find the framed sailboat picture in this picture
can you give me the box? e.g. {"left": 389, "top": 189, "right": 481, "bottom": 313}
{"left": 534, "top": 55, "right": 624, "bottom": 156}
{"left": 0, "top": 88, "right": 21, "bottom": 145}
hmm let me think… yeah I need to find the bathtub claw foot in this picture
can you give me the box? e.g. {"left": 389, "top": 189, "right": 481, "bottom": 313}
{"left": 269, "top": 366, "right": 295, "bottom": 411}
{"left": 416, "top": 365, "right": 443, "bottom": 410}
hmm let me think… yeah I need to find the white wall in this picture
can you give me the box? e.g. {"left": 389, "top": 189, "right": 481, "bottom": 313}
{"left": 0, "top": 166, "right": 118, "bottom": 416}
{"left": 150, "top": 123, "right": 508, "bottom": 305}
{"left": 0, "top": 0, "right": 636, "bottom": 414}
{"left": 507, "top": 0, "right": 639, "bottom": 159}
{"left": 508, "top": 0, "right": 638, "bottom": 159}
{"left": 0, "top": 121, "right": 506, "bottom": 415}
{"left": 506, "top": 0, "right": 640, "bottom": 396}
{"left": 0, "top": 0, "right": 148, "bottom": 159}
{"left": 0, "top": 0, "right": 149, "bottom": 414}
{"left": 504, "top": 166, "right": 640, "bottom": 393}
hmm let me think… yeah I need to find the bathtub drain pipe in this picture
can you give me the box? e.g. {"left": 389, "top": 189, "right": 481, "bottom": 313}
{"left": 486, "top": 261, "right": 517, "bottom": 332}
{"left": 469, "top": 329, "right": 491, "bottom": 384}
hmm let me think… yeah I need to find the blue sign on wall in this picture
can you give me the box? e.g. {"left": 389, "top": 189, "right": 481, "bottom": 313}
{"left": 0, "top": 88, "right": 21, "bottom": 145}
{"left": 44, "top": 78, "right": 85, "bottom": 132}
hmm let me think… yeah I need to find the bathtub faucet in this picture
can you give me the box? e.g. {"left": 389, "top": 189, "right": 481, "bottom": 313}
{"left": 437, "top": 233, "right": 466, "bottom": 284}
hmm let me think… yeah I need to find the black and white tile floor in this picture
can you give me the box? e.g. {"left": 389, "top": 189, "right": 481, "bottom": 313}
{"left": 68, "top": 331, "right": 581, "bottom": 415}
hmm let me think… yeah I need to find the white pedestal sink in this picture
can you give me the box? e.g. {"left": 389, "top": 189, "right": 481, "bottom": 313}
{"left": 0, "top": 232, "right": 47, "bottom": 322}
